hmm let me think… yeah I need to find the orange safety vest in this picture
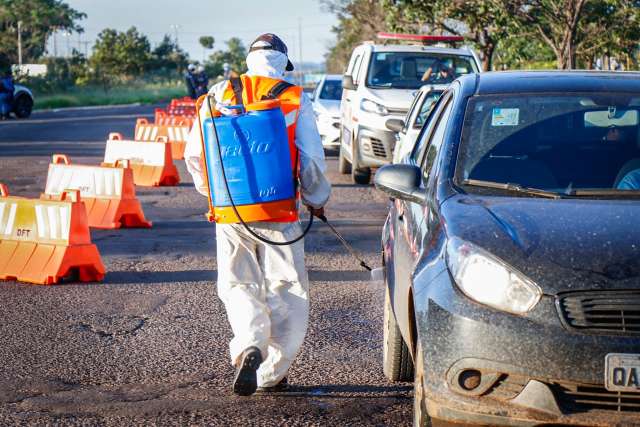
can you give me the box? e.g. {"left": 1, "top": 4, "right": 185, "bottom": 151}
{"left": 216, "top": 74, "right": 303, "bottom": 223}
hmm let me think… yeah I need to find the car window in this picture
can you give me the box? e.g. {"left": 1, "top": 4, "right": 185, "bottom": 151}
{"left": 319, "top": 79, "right": 343, "bottom": 101}
{"left": 415, "top": 91, "right": 444, "bottom": 128}
{"left": 457, "top": 93, "right": 640, "bottom": 193}
{"left": 346, "top": 52, "right": 359, "bottom": 76}
{"left": 366, "top": 52, "right": 477, "bottom": 90}
{"left": 410, "top": 93, "right": 451, "bottom": 163}
{"left": 421, "top": 99, "right": 454, "bottom": 180}
{"left": 405, "top": 91, "right": 424, "bottom": 129}
{"left": 352, "top": 54, "right": 364, "bottom": 85}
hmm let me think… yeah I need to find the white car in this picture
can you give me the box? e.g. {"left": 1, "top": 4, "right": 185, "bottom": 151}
{"left": 339, "top": 34, "right": 480, "bottom": 184}
{"left": 312, "top": 74, "right": 342, "bottom": 149}
{"left": 386, "top": 84, "right": 445, "bottom": 163}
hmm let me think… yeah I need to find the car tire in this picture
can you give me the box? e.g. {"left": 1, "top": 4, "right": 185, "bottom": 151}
{"left": 413, "top": 341, "right": 432, "bottom": 427}
{"left": 338, "top": 147, "right": 351, "bottom": 174}
{"left": 383, "top": 287, "right": 414, "bottom": 382}
{"left": 13, "top": 94, "right": 33, "bottom": 119}
{"left": 352, "top": 166, "right": 371, "bottom": 185}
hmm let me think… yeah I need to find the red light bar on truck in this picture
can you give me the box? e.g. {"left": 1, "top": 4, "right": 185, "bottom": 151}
{"left": 377, "top": 32, "right": 464, "bottom": 44}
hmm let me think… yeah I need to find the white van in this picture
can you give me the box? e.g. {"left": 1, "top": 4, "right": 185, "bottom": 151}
{"left": 339, "top": 34, "right": 480, "bottom": 184}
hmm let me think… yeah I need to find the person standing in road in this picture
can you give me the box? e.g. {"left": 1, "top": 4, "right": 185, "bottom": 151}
{"left": 185, "top": 64, "right": 198, "bottom": 99}
{"left": 0, "top": 68, "right": 14, "bottom": 120}
{"left": 184, "top": 33, "right": 331, "bottom": 396}
{"left": 195, "top": 65, "right": 209, "bottom": 98}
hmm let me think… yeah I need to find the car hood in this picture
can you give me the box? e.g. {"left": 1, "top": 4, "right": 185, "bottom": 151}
{"left": 365, "top": 88, "right": 416, "bottom": 111}
{"left": 313, "top": 99, "right": 340, "bottom": 118}
{"left": 442, "top": 194, "right": 640, "bottom": 294}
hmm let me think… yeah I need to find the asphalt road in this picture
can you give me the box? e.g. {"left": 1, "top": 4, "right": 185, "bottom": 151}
{"left": 0, "top": 106, "right": 412, "bottom": 426}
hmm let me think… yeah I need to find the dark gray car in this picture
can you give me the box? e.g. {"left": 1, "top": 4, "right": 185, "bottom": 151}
{"left": 375, "top": 71, "right": 640, "bottom": 426}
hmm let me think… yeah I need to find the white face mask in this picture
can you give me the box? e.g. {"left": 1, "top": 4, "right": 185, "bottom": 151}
{"left": 245, "top": 50, "right": 288, "bottom": 78}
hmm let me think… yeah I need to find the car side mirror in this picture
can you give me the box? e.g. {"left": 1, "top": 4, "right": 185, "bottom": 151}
{"left": 374, "top": 164, "right": 427, "bottom": 204}
{"left": 385, "top": 118, "right": 405, "bottom": 133}
{"left": 342, "top": 75, "right": 357, "bottom": 91}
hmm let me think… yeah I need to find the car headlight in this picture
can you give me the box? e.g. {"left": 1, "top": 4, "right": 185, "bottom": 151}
{"left": 360, "top": 99, "right": 388, "bottom": 115}
{"left": 446, "top": 238, "right": 542, "bottom": 315}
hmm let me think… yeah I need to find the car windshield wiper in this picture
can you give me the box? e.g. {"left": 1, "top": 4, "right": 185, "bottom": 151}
{"left": 563, "top": 188, "right": 640, "bottom": 198}
{"left": 461, "top": 179, "right": 565, "bottom": 199}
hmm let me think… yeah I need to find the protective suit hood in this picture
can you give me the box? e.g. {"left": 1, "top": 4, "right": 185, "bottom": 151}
{"left": 246, "top": 50, "right": 288, "bottom": 78}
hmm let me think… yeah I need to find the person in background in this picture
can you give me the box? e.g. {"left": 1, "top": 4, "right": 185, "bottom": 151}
{"left": 195, "top": 65, "right": 209, "bottom": 98}
{"left": 185, "top": 64, "right": 198, "bottom": 99}
{"left": 0, "top": 68, "right": 14, "bottom": 120}
{"left": 422, "top": 59, "right": 455, "bottom": 84}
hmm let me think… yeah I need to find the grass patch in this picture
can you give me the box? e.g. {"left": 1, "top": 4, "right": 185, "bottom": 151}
{"left": 34, "top": 82, "right": 188, "bottom": 110}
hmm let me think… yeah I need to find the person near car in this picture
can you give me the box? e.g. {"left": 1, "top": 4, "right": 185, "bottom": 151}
{"left": 184, "top": 33, "right": 331, "bottom": 396}
{"left": 195, "top": 65, "right": 209, "bottom": 98}
{"left": 185, "top": 64, "right": 198, "bottom": 99}
{"left": 0, "top": 68, "right": 14, "bottom": 120}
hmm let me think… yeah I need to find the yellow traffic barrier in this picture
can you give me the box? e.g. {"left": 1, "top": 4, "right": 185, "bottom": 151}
{"left": 0, "top": 183, "right": 105, "bottom": 285}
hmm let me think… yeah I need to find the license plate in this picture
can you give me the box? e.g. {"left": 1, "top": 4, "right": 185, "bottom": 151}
{"left": 605, "top": 353, "right": 640, "bottom": 392}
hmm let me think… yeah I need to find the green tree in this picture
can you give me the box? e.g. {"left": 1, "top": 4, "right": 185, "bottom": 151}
{"left": 152, "top": 34, "right": 189, "bottom": 77}
{"left": 199, "top": 36, "right": 215, "bottom": 50}
{"left": 321, "top": 0, "right": 387, "bottom": 73}
{"left": 207, "top": 37, "right": 247, "bottom": 77}
{"left": 90, "top": 27, "right": 151, "bottom": 89}
{"left": 384, "top": 0, "right": 517, "bottom": 71}
{"left": 0, "top": 0, "right": 85, "bottom": 62}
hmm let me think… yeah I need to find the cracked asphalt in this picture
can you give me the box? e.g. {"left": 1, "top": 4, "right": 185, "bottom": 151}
{"left": 0, "top": 105, "right": 412, "bottom": 426}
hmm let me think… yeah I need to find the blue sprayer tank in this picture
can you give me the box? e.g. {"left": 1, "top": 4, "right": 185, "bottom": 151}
{"left": 201, "top": 100, "right": 296, "bottom": 223}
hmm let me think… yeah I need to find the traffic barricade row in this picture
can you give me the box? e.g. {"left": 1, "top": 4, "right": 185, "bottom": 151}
{"left": 0, "top": 184, "right": 105, "bottom": 285}
{"left": 43, "top": 154, "right": 152, "bottom": 229}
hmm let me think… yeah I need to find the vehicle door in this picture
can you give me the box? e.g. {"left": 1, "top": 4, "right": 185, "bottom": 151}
{"left": 390, "top": 91, "right": 455, "bottom": 345}
{"left": 393, "top": 90, "right": 424, "bottom": 163}
{"left": 341, "top": 49, "right": 364, "bottom": 156}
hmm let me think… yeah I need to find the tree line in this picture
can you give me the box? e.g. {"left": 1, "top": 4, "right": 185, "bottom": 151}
{"left": 0, "top": 0, "right": 248, "bottom": 93}
{"left": 323, "top": 0, "right": 640, "bottom": 72}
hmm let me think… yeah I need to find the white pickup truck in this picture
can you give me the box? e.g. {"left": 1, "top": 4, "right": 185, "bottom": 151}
{"left": 339, "top": 34, "right": 480, "bottom": 184}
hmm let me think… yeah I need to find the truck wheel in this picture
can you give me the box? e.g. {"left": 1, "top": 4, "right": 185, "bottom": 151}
{"left": 383, "top": 287, "right": 414, "bottom": 382}
{"left": 338, "top": 147, "right": 351, "bottom": 174}
{"left": 13, "top": 94, "right": 33, "bottom": 119}
{"left": 352, "top": 167, "right": 371, "bottom": 185}
{"left": 413, "top": 341, "right": 432, "bottom": 427}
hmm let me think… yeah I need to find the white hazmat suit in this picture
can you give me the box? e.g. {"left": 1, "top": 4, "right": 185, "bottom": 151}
{"left": 184, "top": 49, "right": 331, "bottom": 387}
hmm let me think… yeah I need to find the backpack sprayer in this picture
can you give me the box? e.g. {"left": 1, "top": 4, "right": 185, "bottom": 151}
{"left": 197, "top": 92, "right": 372, "bottom": 271}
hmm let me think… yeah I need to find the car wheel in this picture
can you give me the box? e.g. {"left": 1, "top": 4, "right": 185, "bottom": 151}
{"left": 352, "top": 166, "right": 371, "bottom": 185}
{"left": 338, "top": 147, "right": 351, "bottom": 174}
{"left": 13, "top": 94, "right": 33, "bottom": 119}
{"left": 413, "top": 341, "right": 432, "bottom": 427}
{"left": 383, "top": 287, "right": 414, "bottom": 382}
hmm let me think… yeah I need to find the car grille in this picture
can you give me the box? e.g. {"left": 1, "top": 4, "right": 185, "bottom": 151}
{"left": 370, "top": 138, "right": 387, "bottom": 158}
{"left": 557, "top": 291, "right": 640, "bottom": 335}
{"left": 552, "top": 381, "right": 640, "bottom": 413}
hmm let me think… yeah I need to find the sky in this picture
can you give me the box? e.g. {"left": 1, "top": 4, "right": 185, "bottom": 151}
{"left": 50, "top": 0, "right": 338, "bottom": 67}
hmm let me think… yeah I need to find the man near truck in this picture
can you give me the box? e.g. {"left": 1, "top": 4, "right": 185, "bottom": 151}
{"left": 184, "top": 33, "right": 331, "bottom": 396}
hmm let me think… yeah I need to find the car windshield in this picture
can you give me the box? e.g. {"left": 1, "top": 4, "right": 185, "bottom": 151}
{"left": 319, "top": 79, "right": 343, "bottom": 100}
{"left": 457, "top": 93, "right": 640, "bottom": 195}
{"left": 367, "top": 52, "right": 477, "bottom": 89}
{"left": 415, "top": 91, "right": 443, "bottom": 128}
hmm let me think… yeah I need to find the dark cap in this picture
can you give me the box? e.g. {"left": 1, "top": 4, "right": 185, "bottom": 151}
{"left": 249, "top": 33, "right": 294, "bottom": 72}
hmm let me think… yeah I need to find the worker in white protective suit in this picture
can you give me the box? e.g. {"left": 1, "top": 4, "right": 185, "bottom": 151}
{"left": 184, "top": 33, "right": 331, "bottom": 396}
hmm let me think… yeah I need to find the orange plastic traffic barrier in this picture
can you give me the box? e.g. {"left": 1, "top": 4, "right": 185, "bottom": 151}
{"left": 154, "top": 109, "right": 194, "bottom": 126}
{"left": 103, "top": 133, "right": 180, "bottom": 187}
{"left": 0, "top": 184, "right": 105, "bottom": 285}
{"left": 43, "top": 154, "right": 152, "bottom": 229}
{"left": 134, "top": 118, "right": 191, "bottom": 159}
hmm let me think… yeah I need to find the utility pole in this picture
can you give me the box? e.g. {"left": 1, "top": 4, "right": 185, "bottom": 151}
{"left": 298, "top": 17, "right": 303, "bottom": 85}
{"left": 170, "top": 24, "right": 181, "bottom": 45}
{"left": 17, "top": 21, "right": 23, "bottom": 66}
